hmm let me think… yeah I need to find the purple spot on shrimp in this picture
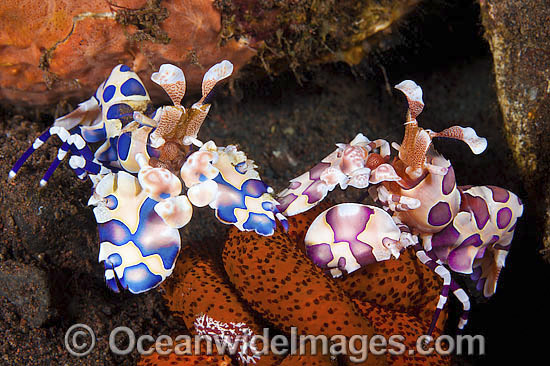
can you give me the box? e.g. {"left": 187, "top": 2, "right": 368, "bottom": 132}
{"left": 442, "top": 166, "right": 456, "bottom": 195}
{"left": 289, "top": 181, "right": 301, "bottom": 189}
{"left": 306, "top": 243, "right": 334, "bottom": 268}
{"left": 276, "top": 193, "right": 298, "bottom": 213}
{"left": 244, "top": 179, "right": 268, "bottom": 196}
{"left": 325, "top": 205, "right": 377, "bottom": 266}
{"left": 447, "top": 234, "right": 483, "bottom": 273}
{"left": 427, "top": 202, "right": 452, "bottom": 226}
{"left": 497, "top": 207, "right": 512, "bottom": 229}
{"left": 463, "top": 193, "right": 490, "bottom": 230}
{"left": 517, "top": 196, "right": 523, "bottom": 206}
{"left": 431, "top": 224, "right": 461, "bottom": 261}
{"left": 302, "top": 180, "right": 328, "bottom": 204}
{"left": 337, "top": 257, "right": 347, "bottom": 271}
{"left": 487, "top": 185, "right": 509, "bottom": 203}
{"left": 309, "top": 162, "right": 330, "bottom": 180}
{"left": 461, "top": 234, "right": 484, "bottom": 247}
{"left": 471, "top": 266, "right": 482, "bottom": 281}
{"left": 507, "top": 223, "right": 516, "bottom": 233}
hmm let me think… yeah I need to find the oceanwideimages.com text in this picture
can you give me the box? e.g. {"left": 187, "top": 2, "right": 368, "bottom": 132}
{"left": 65, "top": 324, "right": 486, "bottom": 362}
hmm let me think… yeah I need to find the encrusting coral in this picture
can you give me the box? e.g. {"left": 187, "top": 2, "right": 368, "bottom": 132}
{"left": 0, "top": 0, "right": 422, "bottom": 105}
{"left": 0, "top": 0, "right": 256, "bottom": 105}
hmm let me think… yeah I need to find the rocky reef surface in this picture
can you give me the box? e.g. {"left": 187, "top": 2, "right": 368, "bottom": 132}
{"left": 479, "top": 0, "right": 550, "bottom": 260}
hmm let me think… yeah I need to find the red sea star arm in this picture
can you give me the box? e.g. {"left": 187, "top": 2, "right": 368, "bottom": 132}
{"left": 156, "top": 247, "right": 333, "bottom": 366}
{"left": 284, "top": 200, "right": 446, "bottom": 329}
{"left": 222, "top": 226, "right": 386, "bottom": 366}
{"left": 353, "top": 300, "right": 451, "bottom": 366}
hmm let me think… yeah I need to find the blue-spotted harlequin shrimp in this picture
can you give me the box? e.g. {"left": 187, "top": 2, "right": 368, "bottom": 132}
{"left": 180, "top": 141, "right": 288, "bottom": 236}
{"left": 9, "top": 64, "right": 158, "bottom": 186}
{"left": 9, "top": 61, "right": 287, "bottom": 293}
{"left": 279, "top": 79, "right": 523, "bottom": 339}
{"left": 91, "top": 162, "right": 191, "bottom": 293}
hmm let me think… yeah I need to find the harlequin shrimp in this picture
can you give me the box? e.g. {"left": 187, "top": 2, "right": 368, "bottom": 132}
{"left": 9, "top": 61, "right": 286, "bottom": 293}
{"left": 367, "top": 80, "right": 523, "bottom": 336}
{"left": 136, "top": 62, "right": 288, "bottom": 236}
{"left": 281, "top": 80, "right": 523, "bottom": 338}
{"left": 179, "top": 141, "right": 288, "bottom": 236}
{"left": 304, "top": 203, "right": 417, "bottom": 278}
{"left": 370, "top": 80, "right": 487, "bottom": 233}
{"left": 411, "top": 184, "right": 523, "bottom": 335}
{"left": 9, "top": 64, "right": 157, "bottom": 186}
{"left": 90, "top": 160, "right": 191, "bottom": 293}
{"left": 277, "top": 133, "right": 400, "bottom": 216}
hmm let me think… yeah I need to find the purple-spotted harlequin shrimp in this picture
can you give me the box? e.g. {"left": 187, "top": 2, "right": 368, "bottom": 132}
{"left": 305, "top": 203, "right": 417, "bottom": 278}
{"left": 427, "top": 185, "right": 523, "bottom": 296}
{"left": 369, "top": 80, "right": 523, "bottom": 336}
{"left": 280, "top": 79, "right": 523, "bottom": 338}
{"left": 9, "top": 61, "right": 286, "bottom": 294}
{"left": 277, "top": 133, "right": 400, "bottom": 216}
{"left": 370, "top": 80, "right": 487, "bottom": 234}
{"left": 416, "top": 185, "right": 523, "bottom": 333}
